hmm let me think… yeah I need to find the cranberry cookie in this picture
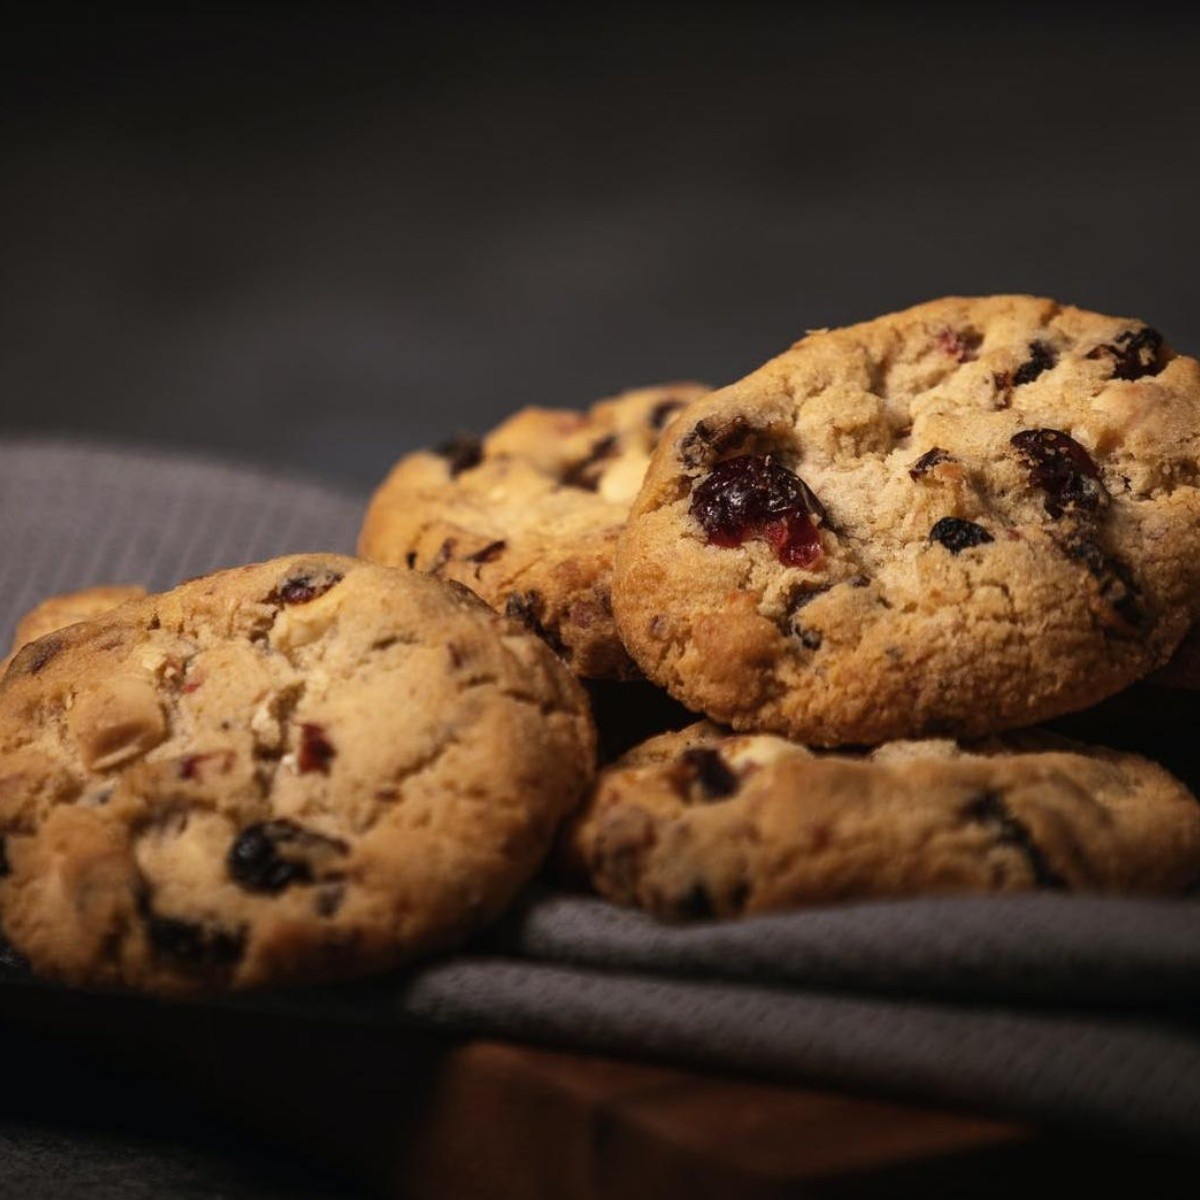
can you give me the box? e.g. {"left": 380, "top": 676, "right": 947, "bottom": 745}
{"left": 561, "top": 722, "right": 1200, "bottom": 918}
{"left": 614, "top": 296, "right": 1200, "bottom": 744}
{"left": 0, "top": 555, "right": 594, "bottom": 994}
{"left": 359, "top": 382, "right": 708, "bottom": 679}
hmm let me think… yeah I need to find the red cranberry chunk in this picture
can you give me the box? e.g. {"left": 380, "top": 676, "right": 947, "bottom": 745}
{"left": 937, "top": 328, "right": 982, "bottom": 363}
{"left": 691, "top": 455, "right": 825, "bottom": 568}
{"left": 298, "top": 723, "right": 337, "bottom": 774}
{"left": 1010, "top": 429, "right": 1108, "bottom": 518}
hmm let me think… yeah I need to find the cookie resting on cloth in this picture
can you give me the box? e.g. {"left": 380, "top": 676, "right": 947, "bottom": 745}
{"left": 359, "top": 382, "right": 708, "bottom": 679}
{"left": 614, "top": 296, "right": 1200, "bottom": 743}
{"left": 559, "top": 722, "right": 1200, "bottom": 919}
{"left": 0, "top": 555, "right": 595, "bottom": 994}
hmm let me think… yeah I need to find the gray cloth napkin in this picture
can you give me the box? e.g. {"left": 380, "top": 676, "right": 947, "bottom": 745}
{"left": 2, "top": 438, "right": 1198, "bottom": 1145}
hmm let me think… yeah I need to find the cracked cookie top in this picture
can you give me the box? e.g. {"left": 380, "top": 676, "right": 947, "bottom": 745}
{"left": 358, "top": 382, "right": 709, "bottom": 679}
{"left": 559, "top": 722, "right": 1200, "bottom": 919}
{"left": 613, "top": 296, "right": 1200, "bottom": 744}
{"left": 0, "top": 554, "right": 595, "bottom": 994}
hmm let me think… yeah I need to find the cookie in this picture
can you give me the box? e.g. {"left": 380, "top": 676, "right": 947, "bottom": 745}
{"left": 4, "top": 585, "right": 147, "bottom": 673}
{"left": 614, "top": 296, "right": 1200, "bottom": 744}
{"left": 560, "top": 722, "right": 1200, "bottom": 918}
{"left": 359, "top": 382, "right": 709, "bottom": 679}
{"left": 0, "top": 555, "right": 595, "bottom": 994}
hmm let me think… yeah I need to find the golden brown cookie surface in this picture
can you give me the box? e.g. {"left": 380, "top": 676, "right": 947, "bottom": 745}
{"left": 359, "top": 382, "right": 709, "bottom": 678}
{"left": 614, "top": 297, "right": 1200, "bottom": 743}
{"left": 0, "top": 555, "right": 595, "bottom": 994}
{"left": 561, "top": 722, "right": 1200, "bottom": 919}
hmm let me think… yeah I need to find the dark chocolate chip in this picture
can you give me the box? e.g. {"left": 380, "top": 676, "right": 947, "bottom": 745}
{"left": 0, "top": 836, "right": 9, "bottom": 878}
{"left": 404, "top": 552, "right": 417, "bottom": 569}
{"left": 909, "top": 447, "right": 956, "bottom": 480}
{"left": 227, "top": 819, "right": 348, "bottom": 894}
{"left": 961, "top": 791, "right": 1066, "bottom": 888}
{"left": 298, "top": 724, "right": 336, "bottom": 774}
{"left": 1012, "top": 340, "right": 1057, "bottom": 386}
{"left": 434, "top": 435, "right": 483, "bottom": 477}
{"left": 929, "top": 517, "right": 994, "bottom": 554}
{"left": 679, "top": 748, "right": 739, "bottom": 800}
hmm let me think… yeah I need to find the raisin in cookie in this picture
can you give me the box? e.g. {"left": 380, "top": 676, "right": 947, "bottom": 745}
{"left": 560, "top": 722, "right": 1200, "bottom": 918}
{"left": 3, "top": 585, "right": 147, "bottom": 673}
{"left": 614, "top": 296, "right": 1200, "bottom": 744}
{"left": 0, "top": 555, "right": 594, "bottom": 994}
{"left": 359, "top": 382, "right": 708, "bottom": 679}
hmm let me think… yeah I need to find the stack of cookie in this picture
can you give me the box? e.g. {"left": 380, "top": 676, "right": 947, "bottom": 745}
{"left": 3, "top": 294, "right": 1198, "bottom": 997}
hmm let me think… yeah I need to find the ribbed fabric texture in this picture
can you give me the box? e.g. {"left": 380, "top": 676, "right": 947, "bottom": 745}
{"left": 2, "top": 439, "right": 1198, "bottom": 1143}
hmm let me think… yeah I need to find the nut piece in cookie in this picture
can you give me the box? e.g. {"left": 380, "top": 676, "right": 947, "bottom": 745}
{"left": 358, "top": 382, "right": 709, "bottom": 679}
{"left": 0, "top": 554, "right": 595, "bottom": 995}
{"left": 560, "top": 722, "right": 1200, "bottom": 919}
{"left": 614, "top": 295, "right": 1200, "bottom": 744}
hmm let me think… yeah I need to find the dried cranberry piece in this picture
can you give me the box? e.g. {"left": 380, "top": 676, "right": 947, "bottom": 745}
{"left": 679, "top": 748, "right": 739, "bottom": 800}
{"left": 929, "top": 517, "right": 994, "bottom": 554}
{"left": 466, "top": 540, "right": 506, "bottom": 564}
{"left": 1060, "top": 534, "right": 1143, "bottom": 631}
{"left": 145, "top": 909, "right": 245, "bottom": 966}
{"left": 227, "top": 819, "right": 348, "bottom": 893}
{"left": 649, "top": 398, "right": 686, "bottom": 430}
{"left": 1087, "top": 327, "right": 1166, "bottom": 381}
{"left": 268, "top": 568, "right": 343, "bottom": 606}
{"left": 961, "top": 791, "right": 1065, "bottom": 888}
{"left": 678, "top": 417, "right": 751, "bottom": 467}
{"left": 298, "top": 723, "right": 336, "bottom": 774}
{"left": 675, "top": 881, "right": 717, "bottom": 919}
{"left": 505, "top": 590, "right": 569, "bottom": 657}
{"left": 435, "top": 435, "right": 483, "bottom": 476}
{"left": 562, "top": 434, "right": 618, "bottom": 490}
{"left": 909, "top": 447, "right": 955, "bottom": 480}
{"left": 936, "top": 328, "right": 981, "bottom": 362}
{"left": 1012, "top": 341, "right": 1057, "bottom": 386}
{"left": 1011, "top": 429, "right": 1108, "bottom": 518}
{"left": 690, "top": 455, "right": 825, "bottom": 568}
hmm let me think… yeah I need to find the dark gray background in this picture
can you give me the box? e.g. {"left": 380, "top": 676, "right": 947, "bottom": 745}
{"left": 2, "top": 7, "right": 1200, "bottom": 1196}
{"left": 4, "top": 6, "right": 1199, "bottom": 491}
